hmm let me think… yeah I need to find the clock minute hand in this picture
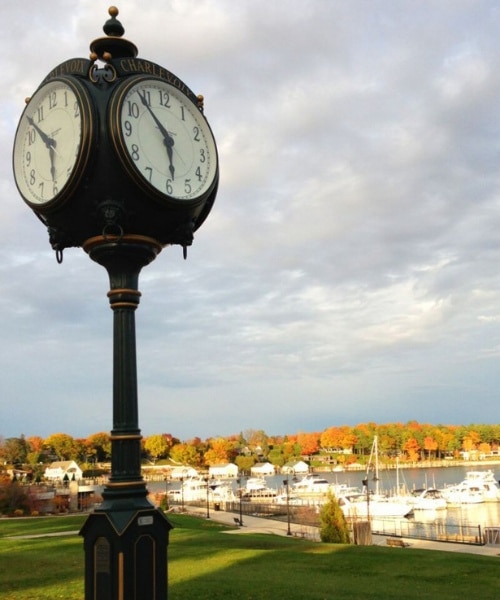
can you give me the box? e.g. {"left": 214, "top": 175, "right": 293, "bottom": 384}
{"left": 137, "top": 91, "right": 175, "bottom": 180}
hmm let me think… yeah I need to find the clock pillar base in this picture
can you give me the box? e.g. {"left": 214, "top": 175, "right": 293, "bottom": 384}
{"left": 80, "top": 508, "right": 172, "bottom": 600}
{"left": 80, "top": 234, "right": 172, "bottom": 600}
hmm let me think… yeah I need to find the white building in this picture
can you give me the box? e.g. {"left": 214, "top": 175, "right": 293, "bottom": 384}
{"left": 44, "top": 460, "right": 83, "bottom": 482}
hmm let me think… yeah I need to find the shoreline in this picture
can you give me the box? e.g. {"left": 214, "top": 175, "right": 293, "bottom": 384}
{"left": 313, "top": 459, "right": 500, "bottom": 473}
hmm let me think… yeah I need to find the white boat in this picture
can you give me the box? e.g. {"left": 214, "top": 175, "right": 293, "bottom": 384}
{"left": 181, "top": 477, "right": 233, "bottom": 502}
{"left": 463, "top": 470, "right": 500, "bottom": 502}
{"left": 337, "top": 492, "right": 413, "bottom": 519}
{"left": 407, "top": 488, "right": 447, "bottom": 511}
{"left": 245, "top": 477, "right": 267, "bottom": 491}
{"left": 293, "top": 474, "right": 330, "bottom": 494}
{"left": 339, "top": 436, "right": 413, "bottom": 519}
{"left": 441, "top": 482, "right": 484, "bottom": 505}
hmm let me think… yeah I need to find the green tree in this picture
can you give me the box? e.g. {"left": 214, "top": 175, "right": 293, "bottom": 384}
{"left": 319, "top": 492, "right": 350, "bottom": 543}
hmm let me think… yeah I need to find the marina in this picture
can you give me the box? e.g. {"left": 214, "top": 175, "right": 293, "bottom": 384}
{"left": 154, "top": 464, "right": 500, "bottom": 540}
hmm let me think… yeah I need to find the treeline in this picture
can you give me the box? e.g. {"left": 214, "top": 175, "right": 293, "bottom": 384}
{"left": 1, "top": 422, "right": 499, "bottom": 476}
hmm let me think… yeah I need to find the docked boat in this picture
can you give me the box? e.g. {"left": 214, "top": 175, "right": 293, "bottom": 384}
{"left": 463, "top": 470, "right": 500, "bottom": 502}
{"left": 293, "top": 474, "right": 330, "bottom": 494}
{"left": 407, "top": 488, "right": 447, "bottom": 511}
{"left": 337, "top": 492, "right": 413, "bottom": 519}
{"left": 245, "top": 477, "right": 267, "bottom": 491}
{"left": 339, "top": 436, "right": 413, "bottom": 519}
{"left": 440, "top": 482, "right": 484, "bottom": 505}
{"left": 181, "top": 477, "right": 234, "bottom": 502}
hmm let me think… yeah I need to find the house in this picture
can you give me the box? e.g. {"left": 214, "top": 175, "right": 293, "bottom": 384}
{"left": 44, "top": 460, "right": 83, "bottom": 482}
{"left": 208, "top": 463, "right": 238, "bottom": 478}
{"left": 282, "top": 460, "right": 309, "bottom": 475}
{"left": 250, "top": 462, "right": 275, "bottom": 476}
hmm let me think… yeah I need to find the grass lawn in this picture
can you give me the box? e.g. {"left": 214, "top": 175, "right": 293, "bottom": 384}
{"left": 0, "top": 514, "right": 498, "bottom": 600}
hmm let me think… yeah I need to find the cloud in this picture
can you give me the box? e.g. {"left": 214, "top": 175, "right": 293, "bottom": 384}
{"left": 1, "top": 1, "right": 500, "bottom": 441}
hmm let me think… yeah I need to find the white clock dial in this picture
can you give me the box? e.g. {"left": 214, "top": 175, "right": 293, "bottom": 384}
{"left": 13, "top": 78, "right": 92, "bottom": 209}
{"left": 110, "top": 77, "right": 218, "bottom": 202}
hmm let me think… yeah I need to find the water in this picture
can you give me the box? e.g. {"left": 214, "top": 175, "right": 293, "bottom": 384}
{"left": 150, "top": 464, "right": 500, "bottom": 529}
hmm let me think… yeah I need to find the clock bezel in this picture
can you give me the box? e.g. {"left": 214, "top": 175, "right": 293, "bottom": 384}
{"left": 108, "top": 75, "right": 219, "bottom": 206}
{"left": 12, "top": 76, "right": 94, "bottom": 213}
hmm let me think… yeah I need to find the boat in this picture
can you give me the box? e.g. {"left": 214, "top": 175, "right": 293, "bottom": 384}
{"left": 339, "top": 436, "right": 413, "bottom": 519}
{"left": 406, "top": 488, "right": 447, "bottom": 511}
{"left": 181, "top": 477, "right": 234, "bottom": 502}
{"left": 337, "top": 492, "right": 413, "bottom": 518}
{"left": 440, "top": 482, "right": 484, "bottom": 505}
{"left": 245, "top": 477, "right": 267, "bottom": 491}
{"left": 463, "top": 471, "right": 500, "bottom": 502}
{"left": 239, "top": 476, "right": 277, "bottom": 499}
{"left": 293, "top": 474, "right": 330, "bottom": 494}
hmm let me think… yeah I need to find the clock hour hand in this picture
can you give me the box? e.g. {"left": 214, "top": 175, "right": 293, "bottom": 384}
{"left": 27, "top": 116, "right": 58, "bottom": 181}
{"left": 137, "top": 91, "right": 175, "bottom": 179}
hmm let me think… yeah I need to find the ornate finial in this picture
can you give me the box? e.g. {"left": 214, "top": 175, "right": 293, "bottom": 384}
{"left": 89, "top": 6, "right": 138, "bottom": 61}
{"left": 103, "top": 6, "right": 125, "bottom": 37}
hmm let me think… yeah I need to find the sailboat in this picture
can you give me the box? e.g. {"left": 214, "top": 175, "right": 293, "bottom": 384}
{"left": 337, "top": 436, "right": 413, "bottom": 519}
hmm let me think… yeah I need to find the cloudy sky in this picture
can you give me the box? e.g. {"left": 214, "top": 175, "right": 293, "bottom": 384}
{"left": 1, "top": 0, "right": 500, "bottom": 442}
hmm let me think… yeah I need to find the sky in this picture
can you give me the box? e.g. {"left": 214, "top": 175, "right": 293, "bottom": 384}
{"left": 1, "top": 0, "right": 500, "bottom": 442}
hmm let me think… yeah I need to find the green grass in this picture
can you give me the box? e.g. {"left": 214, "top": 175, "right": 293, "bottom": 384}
{"left": 0, "top": 514, "right": 498, "bottom": 600}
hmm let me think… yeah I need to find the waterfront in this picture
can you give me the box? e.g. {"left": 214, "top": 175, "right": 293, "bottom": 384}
{"left": 150, "top": 463, "right": 500, "bottom": 530}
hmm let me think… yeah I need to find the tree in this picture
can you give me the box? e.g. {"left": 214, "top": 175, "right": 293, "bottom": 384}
{"left": 44, "top": 433, "right": 78, "bottom": 461}
{"left": 144, "top": 434, "right": 169, "bottom": 463}
{"left": 296, "top": 432, "right": 320, "bottom": 456}
{"left": 170, "top": 443, "right": 203, "bottom": 467}
{"left": 319, "top": 492, "right": 350, "bottom": 543}
{"left": 85, "top": 432, "right": 111, "bottom": 462}
{"left": 0, "top": 436, "right": 29, "bottom": 465}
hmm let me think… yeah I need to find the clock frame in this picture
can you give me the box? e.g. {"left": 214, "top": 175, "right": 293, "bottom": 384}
{"left": 108, "top": 75, "right": 218, "bottom": 206}
{"left": 12, "top": 77, "right": 94, "bottom": 213}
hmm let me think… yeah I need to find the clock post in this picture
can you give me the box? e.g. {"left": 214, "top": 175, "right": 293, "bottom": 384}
{"left": 12, "top": 7, "right": 219, "bottom": 600}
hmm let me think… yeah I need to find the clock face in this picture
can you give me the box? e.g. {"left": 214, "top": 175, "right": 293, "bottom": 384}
{"left": 13, "top": 78, "right": 93, "bottom": 209}
{"left": 110, "top": 77, "right": 218, "bottom": 202}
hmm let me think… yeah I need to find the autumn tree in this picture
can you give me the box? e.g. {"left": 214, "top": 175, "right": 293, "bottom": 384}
{"left": 44, "top": 433, "right": 79, "bottom": 461}
{"left": 170, "top": 442, "right": 204, "bottom": 467}
{"left": 144, "top": 434, "right": 169, "bottom": 463}
{"left": 0, "top": 436, "right": 29, "bottom": 465}
{"left": 204, "top": 437, "right": 237, "bottom": 465}
{"left": 85, "top": 432, "right": 111, "bottom": 462}
{"left": 403, "top": 437, "right": 420, "bottom": 462}
{"left": 296, "top": 431, "right": 320, "bottom": 456}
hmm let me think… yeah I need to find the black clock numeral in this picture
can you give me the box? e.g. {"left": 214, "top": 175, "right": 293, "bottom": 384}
{"left": 180, "top": 106, "right": 186, "bottom": 121}
{"left": 74, "top": 101, "right": 80, "bottom": 119}
{"left": 26, "top": 151, "right": 31, "bottom": 167}
{"left": 145, "top": 166, "right": 153, "bottom": 182}
{"left": 28, "top": 129, "right": 36, "bottom": 145}
{"left": 195, "top": 167, "right": 202, "bottom": 182}
{"left": 38, "top": 181, "right": 44, "bottom": 196}
{"left": 30, "top": 169, "right": 36, "bottom": 186}
{"left": 53, "top": 183, "right": 58, "bottom": 196}
{"left": 127, "top": 101, "right": 140, "bottom": 118}
{"left": 159, "top": 91, "right": 170, "bottom": 108}
{"left": 199, "top": 148, "right": 206, "bottom": 163}
{"left": 37, "top": 106, "right": 44, "bottom": 123}
{"left": 166, "top": 179, "right": 173, "bottom": 195}
{"left": 49, "top": 91, "right": 57, "bottom": 110}
{"left": 124, "top": 120, "right": 133, "bottom": 137}
{"left": 184, "top": 179, "right": 192, "bottom": 194}
{"left": 130, "top": 144, "right": 140, "bottom": 161}
{"left": 193, "top": 126, "right": 200, "bottom": 142}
